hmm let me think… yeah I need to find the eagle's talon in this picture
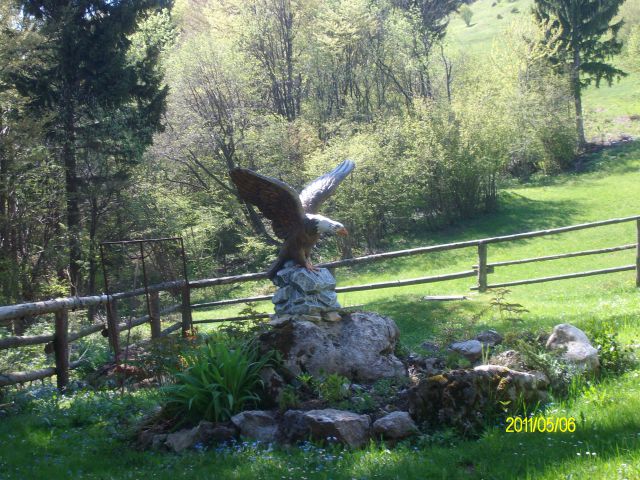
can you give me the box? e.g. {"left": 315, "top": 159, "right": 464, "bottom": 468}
{"left": 305, "top": 261, "right": 319, "bottom": 272}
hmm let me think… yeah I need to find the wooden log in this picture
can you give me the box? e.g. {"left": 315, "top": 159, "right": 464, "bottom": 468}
{"left": 334, "top": 270, "right": 477, "bottom": 293}
{"left": 192, "top": 313, "right": 271, "bottom": 325}
{"left": 191, "top": 272, "right": 476, "bottom": 312}
{"left": 54, "top": 309, "right": 69, "bottom": 391}
{"left": 44, "top": 323, "right": 106, "bottom": 354}
{"left": 161, "top": 322, "right": 182, "bottom": 336}
{"left": 0, "top": 332, "right": 54, "bottom": 350}
{"left": 477, "top": 243, "right": 488, "bottom": 293}
{"left": 0, "top": 280, "right": 185, "bottom": 322}
{"left": 191, "top": 294, "right": 273, "bottom": 310}
{"left": 0, "top": 359, "right": 85, "bottom": 387}
{"left": 149, "top": 291, "right": 161, "bottom": 339}
{"left": 483, "top": 214, "right": 640, "bottom": 244}
{"left": 181, "top": 285, "right": 192, "bottom": 336}
{"left": 470, "top": 264, "right": 636, "bottom": 290}
{"left": 484, "top": 244, "right": 636, "bottom": 268}
{"left": 636, "top": 220, "right": 640, "bottom": 287}
{"left": 106, "top": 298, "right": 120, "bottom": 361}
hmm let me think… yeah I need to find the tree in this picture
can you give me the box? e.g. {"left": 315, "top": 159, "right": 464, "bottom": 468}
{"left": 13, "top": 0, "right": 168, "bottom": 295}
{"left": 534, "top": 0, "right": 627, "bottom": 149}
{"left": 460, "top": 5, "right": 473, "bottom": 27}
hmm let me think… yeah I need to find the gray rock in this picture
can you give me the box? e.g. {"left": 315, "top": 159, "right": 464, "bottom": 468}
{"left": 408, "top": 365, "right": 549, "bottom": 434}
{"left": 272, "top": 286, "right": 292, "bottom": 304}
{"left": 372, "top": 411, "right": 418, "bottom": 440}
{"left": 164, "top": 421, "right": 232, "bottom": 453}
{"left": 260, "top": 311, "right": 406, "bottom": 382}
{"left": 474, "top": 365, "right": 549, "bottom": 391}
{"left": 449, "top": 339, "right": 484, "bottom": 362}
{"left": 323, "top": 311, "right": 342, "bottom": 322}
{"left": 260, "top": 367, "right": 286, "bottom": 405}
{"left": 151, "top": 434, "right": 168, "bottom": 450}
{"left": 272, "top": 262, "right": 340, "bottom": 315}
{"left": 489, "top": 349, "right": 526, "bottom": 370}
{"left": 231, "top": 410, "right": 279, "bottom": 442}
{"left": 420, "top": 341, "right": 440, "bottom": 353}
{"left": 546, "top": 323, "right": 599, "bottom": 372}
{"left": 475, "top": 330, "right": 503, "bottom": 348}
{"left": 282, "top": 409, "right": 371, "bottom": 448}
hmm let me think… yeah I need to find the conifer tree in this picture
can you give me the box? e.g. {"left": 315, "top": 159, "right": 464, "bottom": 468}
{"left": 534, "top": 0, "right": 626, "bottom": 149}
{"left": 13, "top": 0, "right": 168, "bottom": 295}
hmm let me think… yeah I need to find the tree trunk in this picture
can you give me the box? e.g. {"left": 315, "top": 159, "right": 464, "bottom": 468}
{"left": 62, "top": 85, "right": 81, "bottom": 296}
{"left": 572, "top": 48, "right": 586, "bottom": 150}
{"left": 87, "top": 196, "right": 98, "bottom": 321}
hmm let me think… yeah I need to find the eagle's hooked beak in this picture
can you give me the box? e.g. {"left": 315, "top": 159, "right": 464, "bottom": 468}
{"left": 336, "top": 227, "right": 348, "bottom": 237}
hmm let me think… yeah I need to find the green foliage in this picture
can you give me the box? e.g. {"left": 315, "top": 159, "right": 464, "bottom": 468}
{"left": 163, "top": 337, "right": 273, "bottom": 424}
{"left": 459, "top": 5, "right": 474, "bottom": 27}
{"left": 516, "top": 340, "right": 581, "bottom": 396}
{"left": 489, "top": 288, "right": 529, "bottom": 322}
{"left": 317, "top": 373, "right": 350, "bottom": 403}
{"left": 277, "top": 385, "right": 301, "bottom": 411}
{"left": 588, "top": 324, "right": 636, "bottom": 375}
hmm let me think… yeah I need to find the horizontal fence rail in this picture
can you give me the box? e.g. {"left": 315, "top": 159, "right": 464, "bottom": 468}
{"left": 1, "top": 214, "right": 639, "bottom": 390}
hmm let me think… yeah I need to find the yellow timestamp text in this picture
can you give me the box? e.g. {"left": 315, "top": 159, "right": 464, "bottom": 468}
{"left": 505, "top": 416, "right": 576, "bottom": 433}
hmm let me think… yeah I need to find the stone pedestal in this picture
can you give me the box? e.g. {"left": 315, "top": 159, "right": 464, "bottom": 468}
{"left": 272, "top": 261, "right": 341, "bottom": 315}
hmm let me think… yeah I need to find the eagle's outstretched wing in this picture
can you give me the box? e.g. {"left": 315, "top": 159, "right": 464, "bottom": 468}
{"left": 230, "top": 168, "right": 305, "bottom": 240}
{"left": 299, "top": 159, "right": 355, "bottom": 214}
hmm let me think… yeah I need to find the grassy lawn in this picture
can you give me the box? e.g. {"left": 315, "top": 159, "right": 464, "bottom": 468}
{"left": 2, "top": 5, "right": 640, "bottom": 479}
{"left": 2, "top": 141, "right": 639, "bottom": 480}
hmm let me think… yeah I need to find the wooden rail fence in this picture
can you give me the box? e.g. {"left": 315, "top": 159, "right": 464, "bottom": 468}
{"left": 1, "top": 214, "right": 639, "bottom": 390}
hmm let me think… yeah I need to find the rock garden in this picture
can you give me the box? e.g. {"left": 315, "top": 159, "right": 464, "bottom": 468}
{"left": 136, "top": 268, "right": 609, "bottom": 453}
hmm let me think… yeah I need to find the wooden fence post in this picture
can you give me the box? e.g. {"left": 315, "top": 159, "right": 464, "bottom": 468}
{"left": 181, "top": 284, "right": 192, "bottom": 336}
{"left": 106, "top": 298, "right": 121, "bottom": 362}
{"left": 54, "top": 308, "right": 69, "bottom": 391}
{"left": 636, "top": 219, "right": 640, "bottom": 287}
{"left": 150, "top": 291, "right": 161, "bottom": 339}
{"left": 477, "top": 242, "right": 488, "bottom": 293}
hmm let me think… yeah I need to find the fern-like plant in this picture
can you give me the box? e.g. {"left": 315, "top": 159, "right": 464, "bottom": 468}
{"left": 163, "top": 338, "right": 273, "bottom": 424}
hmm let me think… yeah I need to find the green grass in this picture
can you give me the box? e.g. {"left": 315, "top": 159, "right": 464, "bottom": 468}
{"left": 197, "top": 141, "right": 640, "bottom": 351}
{"left": 4, "top": 140, "right": 637, "bottom": 479}
{"left": 3, "top": 7, "right": 640, "bottom": 479}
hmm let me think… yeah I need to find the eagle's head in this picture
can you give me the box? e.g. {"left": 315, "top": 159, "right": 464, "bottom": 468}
{"left": 308, "top": 214, "right": 348, "bottom": 236}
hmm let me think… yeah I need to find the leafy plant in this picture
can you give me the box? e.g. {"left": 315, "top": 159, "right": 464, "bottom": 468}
{"left": 589, "top": 325, "right": 636, "bottom": 375}
{"left": 278, "top": 385, "right": 300, "bottom": 411}
{"left": 317, "top": 373, "right": 350, "bottom": 403}
{"left": 163, "top": 337, "right": 273, "bottom": 424}
{"left": 489, "top": 288, "right": 529, "bottom": 322}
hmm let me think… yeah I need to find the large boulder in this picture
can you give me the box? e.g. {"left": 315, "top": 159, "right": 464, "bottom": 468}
{"left": 259, "top": 311, "right": 406, "bottom": 382}
{"left": 546, "top": 323, "right": 599, "bottom": 372}
{"left": 372, "top": 411, "right": 418, "bottom": 440}
{"left": 282, "top": 409, "right": 371, "bottom": 448}
{"left": 231, "top": 410, "right": 279, "bottom": 443}
{"left": 408, "top": 366, "right": 549, "bottom": 435}
{"left": 272, "top": 262, "right": 340, "bottom": 315}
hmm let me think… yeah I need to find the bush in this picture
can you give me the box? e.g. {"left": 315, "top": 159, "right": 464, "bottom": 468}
{"left": 459, "top": 5, "right": 473, "bottom": 27}
{"left": 589, "top": 326, "right": 636, "bottom": 375}
{"left": 163, "top": 337, "right": 273, "bottom": 424}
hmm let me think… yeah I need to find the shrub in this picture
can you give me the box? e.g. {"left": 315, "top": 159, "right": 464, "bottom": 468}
{"left": 163, "top": 337, "right": 273, "bottom": 424}
{"left": 317, "top": 373, "right": 350, "bottom": 403}
{"left": 589, "top": 325, "right": 636, "bottom": 375}
{"left": 459, "top": 5, "right": 473, "bottom": 27}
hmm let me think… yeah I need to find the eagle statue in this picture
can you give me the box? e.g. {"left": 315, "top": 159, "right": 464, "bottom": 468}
{"left": 230, "top": 160, "right": 355, "bottom": 279}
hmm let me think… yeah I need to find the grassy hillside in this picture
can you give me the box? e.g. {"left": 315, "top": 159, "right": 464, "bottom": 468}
{"left": 447, "top": 0, "right": 640, "bottom": 139}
